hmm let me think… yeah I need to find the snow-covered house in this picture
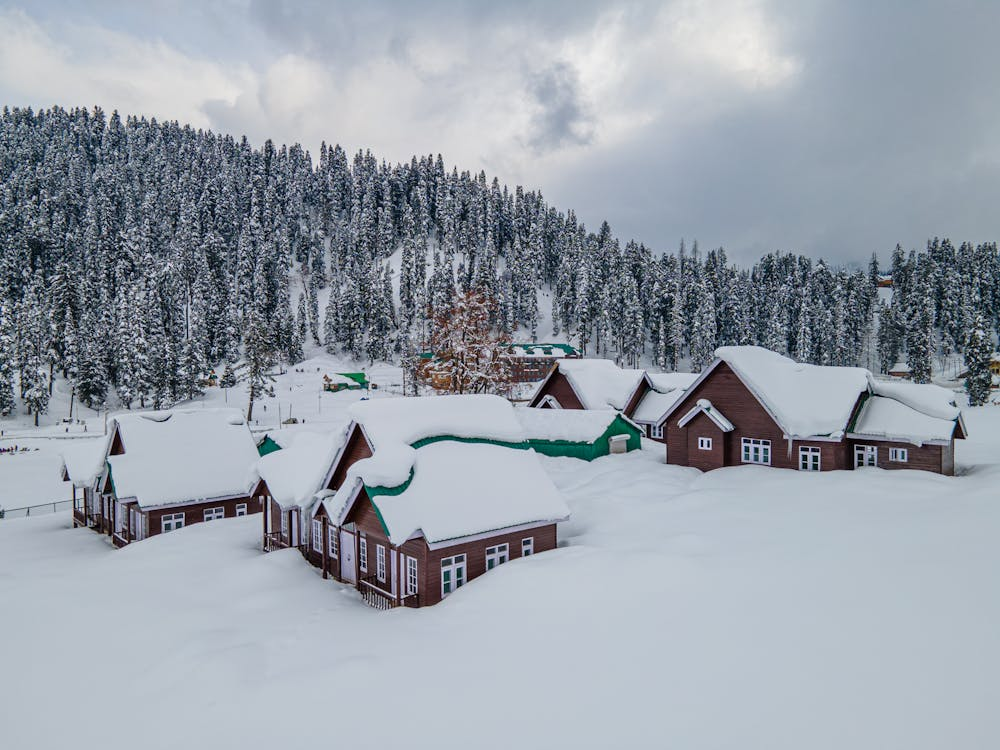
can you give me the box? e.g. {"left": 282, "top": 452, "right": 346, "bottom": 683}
{"left": 527, "top": 358, "right": 647, "bottom": 416}
{"left": 0, "top": 451, "right": 71, "bottom": 518}
{"left": 316, "top": 439, "right": 570, "bottom": 608}
{"left": 252, "top": 394, "right": 594, "bottom": 607}
{"left": 659, "top": 347, "right": 966, "bottom": 474}
{"left": 506, "top": 342, "right": 579, "bottom": 382}
{"left": 251, "top": 427, "right": 349, "bottom": 552}
{"left": 96, "top": 408, "right": 263, "bottom": 546}
{"left": 628, "top": 372, "right": 699, "bottom": 442}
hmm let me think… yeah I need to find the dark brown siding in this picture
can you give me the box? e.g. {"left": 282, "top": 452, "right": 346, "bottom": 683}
{"left": 684, "top": 413, "right": 727, "bottom": 471}
{"left": 666, "top": 362, "right": 806, "bottom": 469}
{"left": 509, "top": 356, "right": 559, "bottom": 383}
{"left": 418, "top": 524, "right": 558, "bottom": 607}
{"left": 109, "top": 427, "right": 125, "bottom": 455}
{"left": 848, "top": 440, "right": 945, "bottom": 473}
{"left": 329, "top": 424, "right": 374, "bottom": 490}
{"left": 145, "top": 495, "right": 262, "bottom": 538}
{"left": 529, "top": 370, "right": 585, "bottom": 409}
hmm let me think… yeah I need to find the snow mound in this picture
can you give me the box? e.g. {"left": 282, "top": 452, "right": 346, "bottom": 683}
{"left": 108, "top": 408, "right": 259, "bottom": 509}
{"left": 555, "top": 358, "right": 645, "bottom": 410}
{"left": 715, "top": 346, "right": 870, "bottom": 437}
{"left": 869, "top": 379, "right": 960, "bottom": 421}
{"left": 368, "top": 441, "right": 570, "bottom": 546}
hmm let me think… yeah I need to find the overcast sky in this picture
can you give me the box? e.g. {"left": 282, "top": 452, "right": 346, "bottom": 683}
{"left": 2, "top": 1, "right": 997, "bottom": 265}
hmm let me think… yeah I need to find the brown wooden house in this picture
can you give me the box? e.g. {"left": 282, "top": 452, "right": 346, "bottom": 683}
{"left": 257, "top": 394, "right": 572, "bottom": 608}
{"left": 91, "top": 408, "right": 264, "bottom": 546}
{"left": 658, "top": 347, "right": 966, "bottom": 475}
{"left": 628, "top": 372, "right": 698, "bottom": 442}
{"left": 528, "top": 358, "right": 647, "bottom": 414}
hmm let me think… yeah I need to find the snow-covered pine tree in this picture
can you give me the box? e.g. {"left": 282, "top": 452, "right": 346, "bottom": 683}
{"left": 963, "top": 313, "right": 993, "bottom": 407}
{"left": 426, "top": 289, "right": 512, "bottom": 395}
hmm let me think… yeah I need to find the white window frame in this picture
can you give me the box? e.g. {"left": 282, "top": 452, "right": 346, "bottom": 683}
{"left": 889, "top": 447, "right": 908, "bottom": 463}
{"left": 854, "top": 445, "right": 878, "bottom": 468}
{"left": 328, "top": 526, "right": 338, "bottom": 558}
{"left": 521, "top": 537, "right": 534, "bottom": 556}
{"left": 376, "top": 544, "right": 386, "bottom": 582}
{"left": 161, "top": 513, "right": 185, "bottom": 533}
{"left": 485, "top": 543, "right": 509, "bottom": 571}
{"left": 312, "top": 519, "right": 323, "bottom": 553}
{"left": 406, "top": 556, "right": 418, "bottom": 595}
{"left": 798, "top": 446, "right": 821, "bottom": 471}
{"left": 203, "top": 507, "right": 225, "bottom": 522}
{"left": 741, "top": 438, "right": 771, "bottom": 465}
{"left": 280, "top": 511, "right": 288, "bottom": 537}
{"left": 650, "top": 424, "right": 664, "bottom": 439}
{"left": 359, "top": 536, "right": 368, "bottom": 573}
{"left": 236, "top": 503, "right": 248, "bottom": 517}
{"left": 697, "top": 436, "right": 713, "bottom": 451}
{"left": 440, "top": 554, "right": 467, "bottom": 597}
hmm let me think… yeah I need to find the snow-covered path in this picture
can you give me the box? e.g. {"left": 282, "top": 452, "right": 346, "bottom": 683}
{"left": 2, "top": 431, "right": 1000, "bottom": 749}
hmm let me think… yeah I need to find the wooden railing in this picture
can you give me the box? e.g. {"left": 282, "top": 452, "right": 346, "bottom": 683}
{"left": 358, "top": 575, "right": 422, "bottom": 610}
{"left": 263, "top": 531, "right": 290, "bottom": 553}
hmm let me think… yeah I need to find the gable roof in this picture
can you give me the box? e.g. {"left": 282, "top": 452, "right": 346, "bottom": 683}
{"left": 533, "top": 358, "right": 645, "bottom": 411}
{"left": 333, "top": 441, "right": 569, "bottom": 547}
{"left": 660, "top": 346, "right": 966, "bottom": 443}
{"left": 106, "top": 408, "right": 259, "bottom": 509}
{"left": 631, "top": 372, "right": 698, "bottom": 423}
{"left": 0, "top": 451, "right": 69, "bottom": 509}
{"left": 678, "top": 399, "right": 735, "bottom": 432}
{"left": 514, "top": 407, "right": 635, "bottom": 443}
{"left": 252, "top": 425, "right": 350, "bottom": 509}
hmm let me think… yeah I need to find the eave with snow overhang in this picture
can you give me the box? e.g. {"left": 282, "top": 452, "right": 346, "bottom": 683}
{"left": 528, "top": 359, "right": 646, "bottom": 414}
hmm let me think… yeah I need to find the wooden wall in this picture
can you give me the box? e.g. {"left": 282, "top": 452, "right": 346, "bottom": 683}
{"left": 329, "top": 424, "right": 374, "bottom": 490}
{"left": 529, "top": 370, "right": 585, "bottom": 409}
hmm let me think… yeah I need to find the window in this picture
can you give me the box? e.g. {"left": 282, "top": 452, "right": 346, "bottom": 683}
{"left": 204, "top": 507, "right": 225, "bottom": 521}
{"left": 441, "top": 554, "right": 467, "bottom": 596}
{"left": 236, "top": 503, "right": 247, "bottom": 517}
{"left": 376, "top": 544, "right": 386, "bottom": 582}
{"left": 698, "top": 437, "right": 713, "bottom": 451}
{"left": 741, "top": 438, "right": 771, "bottom": 465}
{"left": 798, "top": 446, "right": 821, "bottom": 471}
{"left": 280, "top": 511, "right": 288, "bottom": 537}
{"left": 328, "top": 526, "right": 338, "bottom": 558}
{"left": 359, "top": 536, "right": 368, "bottom": 572}
{"left": 889, "top": 447, "right": 908, "bottom": 463}
{"left": 521, "top": 537, "right": 534, "bottom": 557}
{"left": 161, "top": 513, "right": 185, "bottom": 533}
{"left": 312, "top": 520, "right": 323, "bottom": 553}
{"left": 651, "top": 424, "right": 664, "bottom": 439}
{"left": 406, "top": 556, "right": 418, "bottom": 595}
{"left": 485, "top": 543, "right": 509, "bottom": 570}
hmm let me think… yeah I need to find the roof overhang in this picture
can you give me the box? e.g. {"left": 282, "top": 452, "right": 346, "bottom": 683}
{"left": 677, "top": 400, "right": 734, "bottom": 432}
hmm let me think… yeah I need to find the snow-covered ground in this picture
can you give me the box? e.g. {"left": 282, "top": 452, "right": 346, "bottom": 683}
{"left": 1, "top": 407, "right": 999, "bottom": 749}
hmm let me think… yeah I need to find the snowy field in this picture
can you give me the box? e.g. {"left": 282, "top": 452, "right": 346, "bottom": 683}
{"left": 1, "top": 407, "right": 999, "bottom": 749}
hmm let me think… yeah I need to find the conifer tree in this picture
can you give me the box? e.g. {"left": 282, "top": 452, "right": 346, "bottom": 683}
{"left": 963, "top": 313, "right": 993, "bottom": 407}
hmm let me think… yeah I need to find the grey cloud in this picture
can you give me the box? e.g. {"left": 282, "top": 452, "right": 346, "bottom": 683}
{"left": 524, "top": 62, "right": 595, "bottom": 153}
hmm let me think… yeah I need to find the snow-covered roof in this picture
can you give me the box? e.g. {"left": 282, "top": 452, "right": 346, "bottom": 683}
{"left": 851, "top": 397, "right": 958, "bottom": 445}
{"left": 253, "top": 424, "right": 349, "bottom": 509}
{"left": 554, "top": 359, "right": 645, "bottom": 410}
{"left": 61, "top": 438, "right": 108, "bottom": 488}
{"left": 0, "top": 451, "right": 69, "bottom": 510}
{"left": 678, "top": 399, "right": 735, "bottom": 432}
{"left": 868, "top": 380, "right": 961, "bottom": 422}
{"left": 514, "top": 408, "right": 624, "bottom": 442}
{"left": 324, "top": 373, "right": 358, "bottom": 385}
{"left": 714, "top": 346, "right": 870, "bottom": 438}
{"left": 349, "top": 394, "right": 524, "bottom": 448}
{"left": 632, "top": 372, "right": 698, "bottom": 423}
{"left": 342, "top": 441, "right": 570, "bottom": 546}
{"left": 107, "top": 408, "right": 260, "bottom": 510}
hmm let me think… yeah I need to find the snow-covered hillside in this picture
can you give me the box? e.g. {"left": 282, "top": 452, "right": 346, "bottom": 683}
{"left": 1, "top": 407, "right": 999, "bottom": 749}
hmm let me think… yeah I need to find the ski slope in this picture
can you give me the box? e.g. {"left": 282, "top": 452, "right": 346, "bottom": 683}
{"left": 1, "top": 406, "right": 999, "bottom": 749}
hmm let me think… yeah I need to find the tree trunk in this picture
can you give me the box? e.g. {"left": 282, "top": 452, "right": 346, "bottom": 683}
{"left": 246, "top": 382, "right": 256, "bottom": 422}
